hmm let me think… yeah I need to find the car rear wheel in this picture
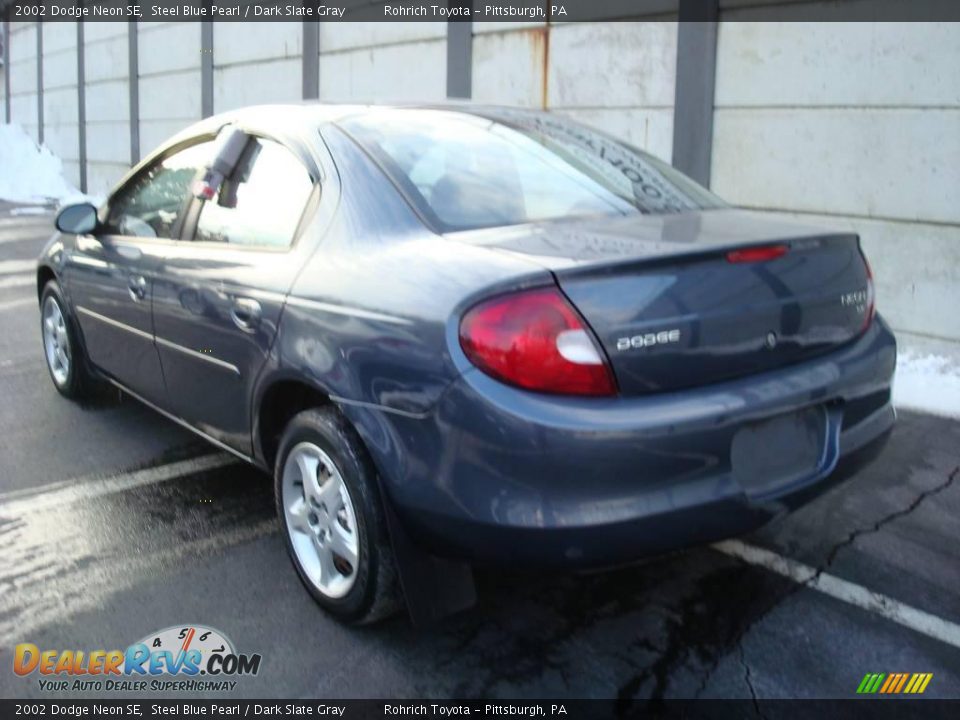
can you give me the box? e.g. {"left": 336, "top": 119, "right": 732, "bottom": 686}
{"left": 40, "top": 280, "right": 98, "bottom": 401}
{"left": 275, "top": 407, "right": 402, "bottom": 624}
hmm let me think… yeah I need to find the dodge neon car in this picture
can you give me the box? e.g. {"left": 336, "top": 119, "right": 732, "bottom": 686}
{"left": 38, "top": 105, "right": 896, "bottom": 624}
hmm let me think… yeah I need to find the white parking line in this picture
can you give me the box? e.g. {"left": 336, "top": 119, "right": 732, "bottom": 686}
{"left": 2, "top": 442, "right": 956, "bottom": 651}
{"left": 0, "top": 259, "right": 36, "bottom": 274}
{"left": 0, "top": 273, "right": 34, "bottom": 290}
{"left": 0, "top": 515, "right": 276, "bottom": 644}
{"left": 0, "top": 217, "right": 50, "bottom": 226}
{"left": 0, "top": 297, "right": 35, "bottom": 312}
{"left": 10, "top": 206, "right": 52, "bottom": 217}
{"left": 713, "top": 539, "right": 960, "bottom": 650}
{"left": 0, "top": 454, "right": 239, "bottom": 516}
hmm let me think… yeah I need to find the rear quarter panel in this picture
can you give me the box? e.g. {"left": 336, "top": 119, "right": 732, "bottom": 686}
{"left": 259, "top": 123, "right": 551, "bottom": 463}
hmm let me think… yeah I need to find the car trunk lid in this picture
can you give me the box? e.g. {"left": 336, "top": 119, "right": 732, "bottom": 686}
{"left": 453, "top": 210, "right": 874, "bottom": 395}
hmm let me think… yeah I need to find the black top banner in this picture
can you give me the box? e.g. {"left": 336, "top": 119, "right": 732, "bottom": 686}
{"left": 1, "top": 0, "right": 959, "bottom": 22}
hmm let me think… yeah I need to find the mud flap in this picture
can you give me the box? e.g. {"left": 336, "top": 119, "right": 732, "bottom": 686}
{"left": 380, "top": 489, "right": 477, "bottom": 627}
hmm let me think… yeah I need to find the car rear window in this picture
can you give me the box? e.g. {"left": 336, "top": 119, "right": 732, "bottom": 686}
{"left": 339, "top": 108, "right": 727, "bottom": 233}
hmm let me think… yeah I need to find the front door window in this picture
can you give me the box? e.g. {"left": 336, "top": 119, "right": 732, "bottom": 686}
{"left": 107, "top": 142, "right": 214, "bottom": 239}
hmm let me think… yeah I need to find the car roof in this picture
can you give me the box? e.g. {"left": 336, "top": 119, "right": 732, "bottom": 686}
{"left": 156, "top": 102, "right": 552, "bottom": 159}
{"left": 125, "top": 102, "right": 557, "bottom": 203}
{"left": 194, "top": 101, "right": 547, "bottom": 130}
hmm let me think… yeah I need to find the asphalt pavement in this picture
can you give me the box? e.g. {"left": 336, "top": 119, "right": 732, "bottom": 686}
{"left": 0, "top": 201, "right": 958, "bottom": 701}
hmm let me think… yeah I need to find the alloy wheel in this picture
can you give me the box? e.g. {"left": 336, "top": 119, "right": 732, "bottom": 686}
{"left": 281, "top": 442, "right": 360, "bottom": 598}
{"left": 42, "top": 296, "right": 71, "bottom": 387}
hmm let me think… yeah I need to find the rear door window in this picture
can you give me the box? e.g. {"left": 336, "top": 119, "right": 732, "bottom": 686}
{"left": 193, "top": 138, "right": 314, "bottom": 248}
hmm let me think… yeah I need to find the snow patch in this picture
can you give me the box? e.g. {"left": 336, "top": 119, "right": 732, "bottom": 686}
{"left": 894, "top": 350, "right": 960, "bottom": 419}
{"left": 0, "top": 123, "right": 87, "bottom": 204}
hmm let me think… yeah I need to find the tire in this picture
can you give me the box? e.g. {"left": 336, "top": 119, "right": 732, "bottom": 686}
{"left": 40, "top": 280, "right": 99, "bottom": 401}
{"left": 274, "top": 406, "right": 402, "bottom": 624}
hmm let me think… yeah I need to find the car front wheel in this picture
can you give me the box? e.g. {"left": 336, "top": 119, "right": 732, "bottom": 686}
{"left": 40, "top": 280, "right": 97, "bottom": 401}
{"left": 275, "top": 407, "right": 402, "bottom": 624}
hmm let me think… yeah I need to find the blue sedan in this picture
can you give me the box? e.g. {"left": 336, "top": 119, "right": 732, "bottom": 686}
{"left": 38, "top": 105, "right": 896, "bottom": 624}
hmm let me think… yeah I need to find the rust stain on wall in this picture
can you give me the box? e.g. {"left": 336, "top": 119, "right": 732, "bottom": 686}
{"left": 523, "top": 23, "right": 551, "bottom": 110}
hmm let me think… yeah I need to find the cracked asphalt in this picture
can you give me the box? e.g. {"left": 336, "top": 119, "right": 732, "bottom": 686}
{"left": 1, "top": 201, "right": 958, "bottom": 701}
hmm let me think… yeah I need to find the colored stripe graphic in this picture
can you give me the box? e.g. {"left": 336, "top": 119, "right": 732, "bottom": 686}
{"left": 857, "top": 672, "right": 932, "bottom": 694}
{"left": 882, "top": 673, "right": 902, "bottom": 693}
{"left": 857, "top": 673, "right": 885, "bottom": 693}
{"left": 907, "top": 673, "right": 933, "bottom": 694}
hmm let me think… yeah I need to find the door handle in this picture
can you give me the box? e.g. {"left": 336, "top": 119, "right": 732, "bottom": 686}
{"left": 128, "top": 275, "right": 147, "bottom": 302}
{"left": 230, "top": 297, "right": 262, "bottom": 331}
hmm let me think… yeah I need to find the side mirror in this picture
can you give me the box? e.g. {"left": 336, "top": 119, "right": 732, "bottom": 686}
{"left": 55, "top": 203, "right": 99, "bottom": 235}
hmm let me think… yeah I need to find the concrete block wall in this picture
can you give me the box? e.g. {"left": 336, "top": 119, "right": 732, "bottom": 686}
{"left": 3, "top": 19, "right": 675, "bottom": 191}
{"left": 712, "top": 20, "right": 960, "bottom": 347}
{"left": 0, "top": 16, "right": 956, "bottom": 351}
{"left": 8, "top": 22, "right": 38, "bottom": 141}
{"left": 550, "top": 22, "right": 677, "bottom": 162}
{"left": 41, "top": 23, "right": 79, "bottom": 187}
{"left": 318, "top": 22, "right": 447, "bottom": 102}
{"left": 471, "top": 22, "right": 677, "bottom": 161}
{"left": 214, "top": 22, "right": 301, "bottom": 112}
{"left": 82, "top": 22, "right": 130, "bottom": 195}
{"left": 471, "top": 22, "right": 547, "bottom": 107}
{"left": 0, "top": 25, "right": 5, "bottom": 116}
{"left": 138, "top": 22, "right": 202, "bottom": 155}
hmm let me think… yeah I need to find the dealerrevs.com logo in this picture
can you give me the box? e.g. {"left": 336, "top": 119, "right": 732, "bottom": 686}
{"left": 13, "top": 625, "right": 261, "bottom": 693}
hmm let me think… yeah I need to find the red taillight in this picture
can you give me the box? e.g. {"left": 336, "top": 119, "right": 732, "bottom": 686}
{"left": 726, "top": 244, "right": 788, "bottom": 263}
{"left": 459, "top": 287, "right": 616, "bottom": 397}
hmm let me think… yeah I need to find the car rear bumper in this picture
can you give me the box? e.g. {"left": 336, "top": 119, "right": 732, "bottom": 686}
{"left": 368, "top": 315, "right": 897, "bottom": 569}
